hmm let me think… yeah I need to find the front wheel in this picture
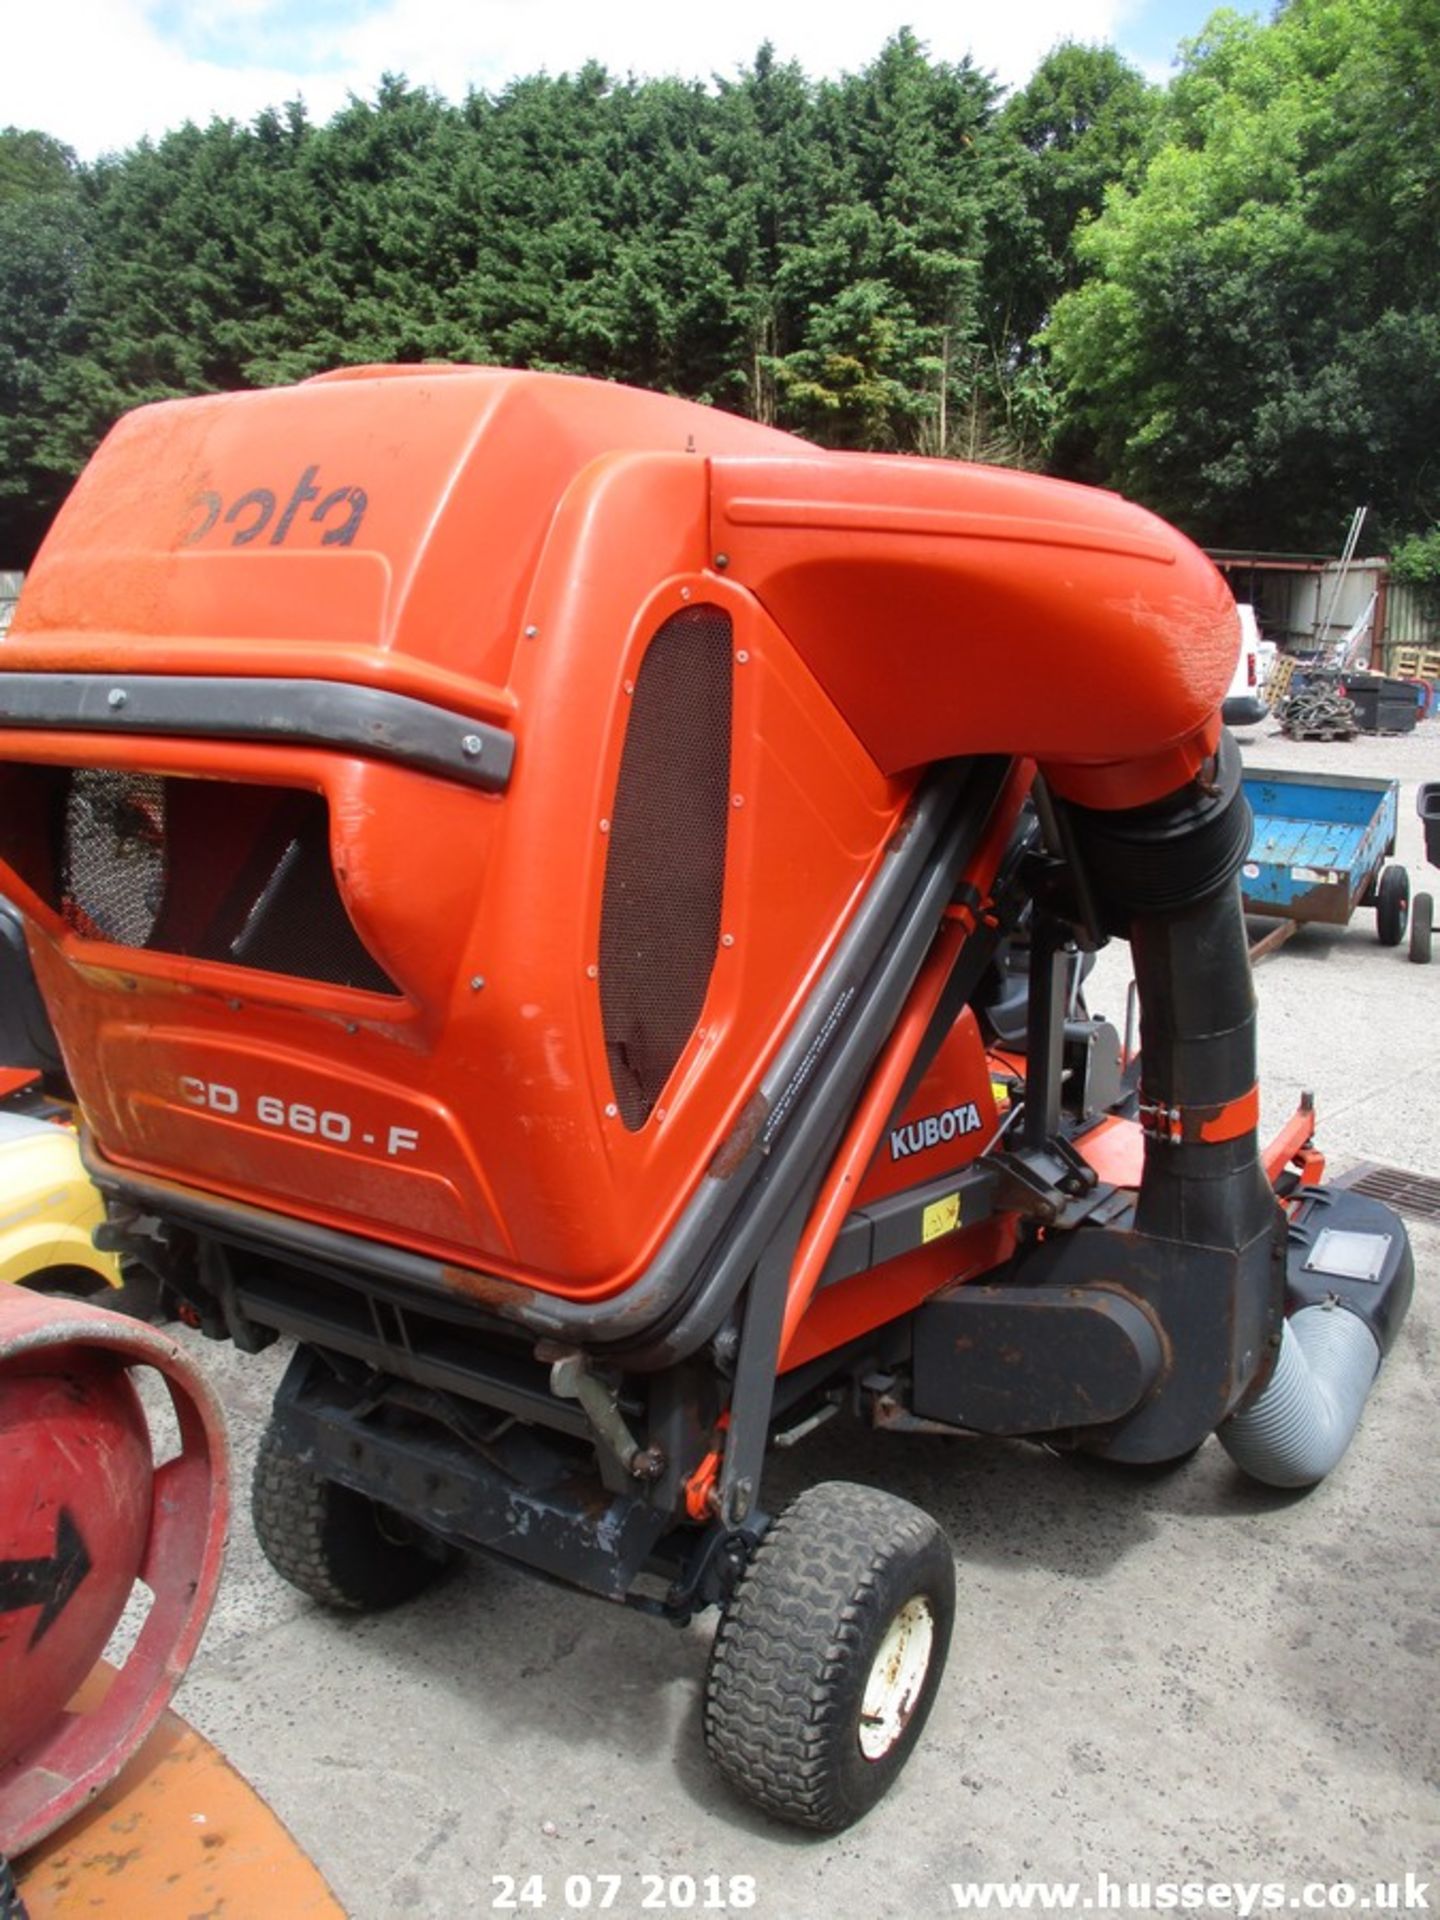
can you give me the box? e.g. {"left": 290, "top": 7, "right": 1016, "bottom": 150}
{"left": 703, "top": 1481, "right": 955, "bottom": 1832}
{"left": 251, "top": 1421, "right": 456, "bottom": 1612}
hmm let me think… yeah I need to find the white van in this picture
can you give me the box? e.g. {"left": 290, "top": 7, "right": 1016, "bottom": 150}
{"left": 1222, "top": 602, "right": 1267, "bottom": 726}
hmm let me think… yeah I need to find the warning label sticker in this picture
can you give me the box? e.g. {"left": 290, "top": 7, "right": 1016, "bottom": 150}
{"left": 921, "top": 1192, "right": 962, "bottom": 1243}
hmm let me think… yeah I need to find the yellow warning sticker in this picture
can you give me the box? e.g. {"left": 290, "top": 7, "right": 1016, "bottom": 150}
{"left": 921, "top": 1191, "right": 962, "bottom": 1243}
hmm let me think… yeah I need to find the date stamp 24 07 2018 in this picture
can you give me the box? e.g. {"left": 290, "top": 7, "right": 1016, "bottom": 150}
{"left": 491, "top": 1875, "right": 760, "bottom": 1914}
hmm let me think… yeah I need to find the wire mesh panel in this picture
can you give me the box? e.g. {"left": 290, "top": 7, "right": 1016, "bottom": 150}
{"left": 63, "top": 770, "right": 167, "bottom": 947}
{"left": 599, "top": 606, "right": 734, "bottom": 1129}
{"left": 0, "top": 766, "right": 397, "bottom": 995}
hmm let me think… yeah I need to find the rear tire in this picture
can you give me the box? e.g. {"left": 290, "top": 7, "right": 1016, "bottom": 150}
{"left": 1376, "top": 864, "right": 1409, "bottom": 946}
{"left": 703, "top": 1481, "right": 954, "bottom": 1832}
{"left": 252, "top": 1421, "right": 456, "bottom": 1612}
{"left": 1410, "top": 892, "right": 1433, "bottom": 964}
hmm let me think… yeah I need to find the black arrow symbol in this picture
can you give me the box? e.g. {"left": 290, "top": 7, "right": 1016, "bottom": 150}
{"left": 0, "top": 1509, "right": 93, "bottom": 1648}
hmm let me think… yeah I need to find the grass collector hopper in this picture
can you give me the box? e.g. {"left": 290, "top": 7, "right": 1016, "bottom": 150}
{"left": 0, "top": 369, "right": 1414, "bottom": 1830}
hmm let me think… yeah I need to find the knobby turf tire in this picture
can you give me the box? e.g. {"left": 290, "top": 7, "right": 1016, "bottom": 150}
{"left": 251, "top": 1421, "right": 454, "bottom": 1612}
{"left": 702, "top": 1480, "right": 955, "bottom": 1832}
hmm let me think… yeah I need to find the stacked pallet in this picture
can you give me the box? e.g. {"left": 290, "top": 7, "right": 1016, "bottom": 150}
{"left": 1263, "top": 654, "right": 1297, "bottom": 706}
{"left": 1389, "top": 643, "right": 1440, "bottom": 683}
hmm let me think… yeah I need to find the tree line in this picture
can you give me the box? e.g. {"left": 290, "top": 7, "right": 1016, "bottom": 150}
{"left": 1, "top": 0, "right": 1436, "bottom": 570}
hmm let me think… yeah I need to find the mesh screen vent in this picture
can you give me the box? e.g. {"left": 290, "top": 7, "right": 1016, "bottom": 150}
{"left": 2, "top": 766, "right": 399, "bottom": 995}
{"left": 64, "top": 769, "right": 167, "bottom": 947}
{"left": 599, "top": 605, "right": 734, "bottom": 1129}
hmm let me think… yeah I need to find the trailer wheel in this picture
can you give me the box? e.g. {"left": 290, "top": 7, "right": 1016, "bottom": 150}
{"left": 252, "top": 1422, "right": 456, "bottom": 1612}
{"left": 1376, "top": 865, "right": 1409, "bottom": 946}
{"left": 1410, "top": 892, "right": 1434, "bottom": 964}
{"left": 703, "top": 1481, "right": 954, "bottom": 1832}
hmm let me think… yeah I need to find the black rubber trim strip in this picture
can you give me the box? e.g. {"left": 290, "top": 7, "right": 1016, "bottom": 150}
{"left": 0, "top": 672, "right": 514, "bottom": 793}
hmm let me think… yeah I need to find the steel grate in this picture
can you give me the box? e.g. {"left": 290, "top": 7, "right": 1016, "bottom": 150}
{"left": 1343, "top": 1165, "right": 1440, "bottom": 1223}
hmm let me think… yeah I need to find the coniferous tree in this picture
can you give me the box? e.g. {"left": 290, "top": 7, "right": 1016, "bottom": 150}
{"left": 2, "top": 9, "right": 1435, "bottom": 563}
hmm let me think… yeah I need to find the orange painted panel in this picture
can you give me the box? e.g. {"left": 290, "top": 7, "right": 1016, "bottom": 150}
{"left": 852, "top": 1009, "right": 1001, "bottom": 1209}
{"left": 20, "top": 1671, "right": 343, "bottom": 1920}
{"left": 710, "top": 453, "right": 1237, "bottom": 805}
{"left": 782, "top": 1217, "right": 1018, "bottom": 1374}
{"left": 0, "top": 368, "right": 1238, "bottom": 1303}
{"left": 3, "top": 381, "right": 906, "bottom": 1297}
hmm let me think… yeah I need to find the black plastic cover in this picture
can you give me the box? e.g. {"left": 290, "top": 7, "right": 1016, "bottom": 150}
{"left": 1344, "top": 674, "right": 1419, "bottom": 734}
{"left": 1285, "top": 1185, "right": 1414, "bottom": 1357}
{"left": 911, "top": 1282, "right": 1164, "bottom": 1436}
{"left": 1419, "top": 783, "right": 1440, "bottom": 869}
{"left": 0, "top": 895, "right": 63, "bottom": 1073}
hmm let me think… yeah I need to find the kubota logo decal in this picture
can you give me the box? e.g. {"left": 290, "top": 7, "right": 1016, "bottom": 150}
{"left": 180, "top": 464, "right": 368, "bottom": 549}
{"left": 889, "top": 1101, "right": 983, "bottom": 1161}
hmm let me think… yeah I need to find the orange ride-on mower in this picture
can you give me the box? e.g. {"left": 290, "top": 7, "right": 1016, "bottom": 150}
{"left": 0, "top": 369, "right": 1414, "bottom": 1832}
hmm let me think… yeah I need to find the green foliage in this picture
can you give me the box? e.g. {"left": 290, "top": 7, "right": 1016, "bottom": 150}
{"left": 0, "top": 128, "right": 78, "bottom": 203}
{"left": 772, "top": 33, "right": 999, "bottom": 452}
{"left": 2, "top": 8, "right": 1432, "bottom": 564}
{"left": 3, "top": 36, "right": 1061, "bottom": 560}
{"left": 0, "top": 131, "right": 90, "bottom": 554}
{"left": 987, "top": 44, "right": 1158, "bottom": 352}
{"left": 1390, "top": 528, "right": 1440, "bottom": 612}
{"left": 1046, "top": 0, "right": 1440, "bottom": 547}
{"left": 978, "top": 42, "right": 1159, "bottom": 474}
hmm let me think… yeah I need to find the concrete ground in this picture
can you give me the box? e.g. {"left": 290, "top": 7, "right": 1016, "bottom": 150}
{"left": 130, "top": 723, "right": 1439, "bottom": 1919}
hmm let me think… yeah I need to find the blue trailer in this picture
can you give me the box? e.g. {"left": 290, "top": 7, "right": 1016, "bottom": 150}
{"left": 1240, "top": 767, "right": 1409, "bottom": 944}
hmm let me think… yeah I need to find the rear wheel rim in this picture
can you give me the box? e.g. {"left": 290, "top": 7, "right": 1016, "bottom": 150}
{"left": 857, "top": 1594, "right": 935, "bottom": 1760}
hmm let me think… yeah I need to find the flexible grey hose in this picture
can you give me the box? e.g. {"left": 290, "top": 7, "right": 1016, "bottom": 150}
{"left": 1219, "top": 1305, "right": 1382, "bottom": 1489}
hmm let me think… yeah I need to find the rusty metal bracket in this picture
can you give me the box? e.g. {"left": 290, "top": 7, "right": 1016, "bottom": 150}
{"left": 546, "top": 1351, "right": 665, "bottom": 1482}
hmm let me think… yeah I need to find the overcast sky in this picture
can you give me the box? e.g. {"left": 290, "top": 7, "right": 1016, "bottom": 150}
{"left": 13, "top": 0, "right": 1251, "bottom": 162}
